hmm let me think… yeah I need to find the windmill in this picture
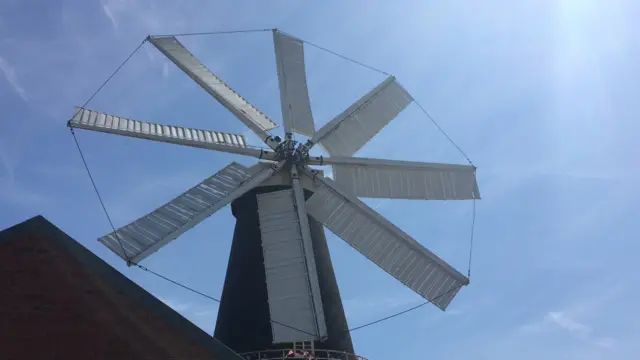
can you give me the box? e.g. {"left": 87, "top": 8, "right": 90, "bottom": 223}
{"left": 68, "top": 30, "right": 480, "bottom": 358}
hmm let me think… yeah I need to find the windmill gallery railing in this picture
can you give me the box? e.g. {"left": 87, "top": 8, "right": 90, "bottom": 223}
{"left": 239, "top": 349, "right": 368, "bottom": 360}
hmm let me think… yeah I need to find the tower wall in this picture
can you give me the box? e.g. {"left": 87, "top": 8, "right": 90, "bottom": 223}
{"left": 214, "top": 185, "right": 354, "bottom": 354}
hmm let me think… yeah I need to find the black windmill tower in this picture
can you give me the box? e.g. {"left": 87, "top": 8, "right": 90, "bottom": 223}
{"left": 68, "top": 30, "right": 480, "bottom": 358}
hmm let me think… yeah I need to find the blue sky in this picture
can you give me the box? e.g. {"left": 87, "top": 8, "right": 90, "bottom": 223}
{"left": 1, "top": 0, "right": 639, "bottom": 359}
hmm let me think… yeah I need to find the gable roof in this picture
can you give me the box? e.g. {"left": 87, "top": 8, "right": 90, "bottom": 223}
{"left": 0, "top": 215, "right": 243, "bottom": 360}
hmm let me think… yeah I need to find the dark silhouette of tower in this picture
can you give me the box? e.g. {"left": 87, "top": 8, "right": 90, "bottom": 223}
{"left": 214, "top": 186, "right": 354, "bottom": 354}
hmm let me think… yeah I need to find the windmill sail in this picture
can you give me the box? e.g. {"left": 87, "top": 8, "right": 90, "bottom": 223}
{"left": 68, "top": 107, "right": 269, "bottom": 158}
{"left": 318, "top": 156, "right": 480, "bottom": 200}
{"left": 290, "top": 166, "right": 327, "bottom": 339}
{"left": 311, "top": 77, "right": 413, "bottom": 156}
{"left": 100, "top": 161, "right": 284, "bottom": 264}
{"left": 257, "top": 188, "right": 326, "bottom": 343}
{"left": 303, "top": 171, "right": 468, "bottom": 310}
{"left": 148, "top": 36, "right": 279, "bottom": 148}
{"left": 273, "top": 31, "right": 315, "bottom": 137}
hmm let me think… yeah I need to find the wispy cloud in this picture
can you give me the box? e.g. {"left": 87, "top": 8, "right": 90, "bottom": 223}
{"left": 0, "top": 57, "right": 28, "bottom": 101}
{"left": 101, "top": 2, "right": 118, "bottom": 30}
{"left": 96, "top": 0, "right": 191, "bottom": 35}
{"left": 546, "top": 311, "right": 592, "bottom": 335}
{"left": 0, "top": 141, "right": 50, "bottom": 208}
{"left": 143, "top": 45, "right": 157, "bottom": 62}
{"left": 521, "top": 310, "right": 590, "bottom": 336}
{"left": 162, "top": 62, "right": 169, "bottom": 78}
{"left": 595, "top": 337, "right": 617, "bottom": 349}
{"left": 100, "top": 0, "right": 139, "bottom": 31}
{"left": 520, "top": 308, "right": 618, "bottom": 352}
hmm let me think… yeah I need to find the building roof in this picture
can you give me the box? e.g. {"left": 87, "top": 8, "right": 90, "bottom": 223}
{"left": 0, "top": 215, "right": 243, "bottom": 360}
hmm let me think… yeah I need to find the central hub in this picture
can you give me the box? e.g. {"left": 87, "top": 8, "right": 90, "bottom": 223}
{"left": 275, "top": 133, "right": 307, "bottom": 165}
